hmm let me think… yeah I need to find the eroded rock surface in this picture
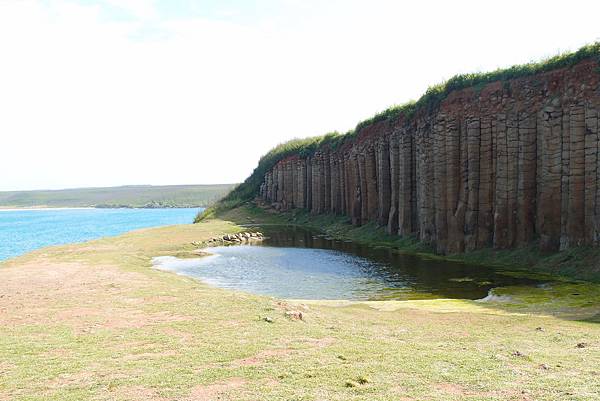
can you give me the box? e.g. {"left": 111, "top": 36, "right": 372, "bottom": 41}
{"left": 259, "top": 60, "right": 600, "bottom": 254}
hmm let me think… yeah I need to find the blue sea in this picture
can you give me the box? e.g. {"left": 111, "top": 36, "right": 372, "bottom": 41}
{"left": 0, "top": 208, "right": 203, "bottom": 262}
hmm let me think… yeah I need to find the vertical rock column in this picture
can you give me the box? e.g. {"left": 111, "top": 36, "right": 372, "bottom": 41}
{"left": 477, "top": 117, "right": 494, "bottom": 248}
{"left": 445, "top": 118, "right": 464, "bottom": 253}
{"left": 377, "top": 138, "right": 391, "bottom": 226}
{"left": 285, "top": 160, "right": 294, "bottom": 210}
{"left": 433, "top": 115, "right": 448, "bottom": 253}
{"left": 387, "top": 132, "right": 400, "bottom": 234}
{"left": 357, "top": 153, "right": 368, "bottom": 224}
{"left": 323, "top": 151, "right": 331, "bottom": 213}
{"left": 311, "top": 156, "right": 320, "bottom": 213}
{"left": 416, "top": 123, "right": 434, "bottom": 242}
{"left": 539, "top": 106, "right": 563, "bottom": 252}
{"left": 306, "top": 157, "right": 312, "bottom": 212}
{"left": 365, "top": 146, "right": 379, "bottom": 221}
{"left": 586, "top": 107, "right": 600, "bottom": 244}
{"left": 464, "top": 118, "right": 480, "bottom": 251}
{"left": 567, "top": 104, "right": 586, "bottom": 247}
{"left": 331, "top": 155, "right": 342, "bottom": 214}
{"left": 584, "top": 106, "right": 598, "bottom": 244}
{"left": 516, "top": 111, "right": 537, "bottom": 246}
{"left": 350, "top": 153, "right": 362, "bottom": 225}
{"left": 338, "top": 153, "right": 350, "bottom": 216}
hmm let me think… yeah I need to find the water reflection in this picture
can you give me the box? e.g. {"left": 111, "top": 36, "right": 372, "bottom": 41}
{"left": 154, "top": 225, "right": 547, "bottom": 301}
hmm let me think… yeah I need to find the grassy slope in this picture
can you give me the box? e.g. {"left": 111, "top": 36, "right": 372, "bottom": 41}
{"left": 0, "top": 184, "right": 237, "bottom": 209}
{"left": 1, "top": 206, "right": 599, "bottom": 400}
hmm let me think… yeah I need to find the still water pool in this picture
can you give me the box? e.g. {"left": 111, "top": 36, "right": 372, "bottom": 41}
{"left": 154, "top": 225, "right": 548, "bottom": 301}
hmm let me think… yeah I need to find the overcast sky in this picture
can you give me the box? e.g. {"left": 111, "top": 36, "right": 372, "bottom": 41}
{"left": 1, "top": 0, "right": 598, "bottom": 191}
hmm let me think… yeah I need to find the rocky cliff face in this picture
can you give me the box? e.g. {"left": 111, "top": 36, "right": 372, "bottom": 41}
{"left": 259, "top": 59, "right": 600, "bottom": 254}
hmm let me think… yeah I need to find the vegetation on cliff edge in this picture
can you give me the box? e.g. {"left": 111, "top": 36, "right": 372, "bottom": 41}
{"left": 198, "top": 41, "right": 600, "bottom": 221}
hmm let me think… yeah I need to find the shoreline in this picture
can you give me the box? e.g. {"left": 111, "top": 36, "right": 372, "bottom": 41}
{"left": 0, "top": 206, "right": 206, "bottom": 211}
{"left": 0, "top": 208, "right": 203, "bottom": 263}
{"left": 215, "top": 204, "right": 600, "bottom": 283}
{"left": 0, "top": 206, "right": 96, "bottom": 211}
{"left": 1, "top": 206, "right": 599, "bottom": 400}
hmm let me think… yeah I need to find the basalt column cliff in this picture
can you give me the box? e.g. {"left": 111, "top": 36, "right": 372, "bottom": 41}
{"left": 258, "top": 59, "right": 600, "bottom": 254}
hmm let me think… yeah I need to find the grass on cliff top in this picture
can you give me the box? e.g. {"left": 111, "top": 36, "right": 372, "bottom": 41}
{"left": 1, "top": 205, "right": 600, "bottom": 400}
{"left": 212, "top": 41, "right": 600, "bottom": 211}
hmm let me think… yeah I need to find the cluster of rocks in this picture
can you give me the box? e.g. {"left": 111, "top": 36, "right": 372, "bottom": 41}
{"left": 194, "top": 231, "right": 265, "bottom": 247}
{"left": 259, "top": 59, "right": 600, "bottom": 254}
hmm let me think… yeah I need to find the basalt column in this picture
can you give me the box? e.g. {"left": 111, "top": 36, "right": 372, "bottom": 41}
{"left": 283, "top": 160, "right": 293, "bottom": 210}
{"left": 445, "top": 117, "right": 464, "bottom": 253}
{"left": 377, "top": 138, "right": 391, "bottom": 226}
{"left": 584, "top": 106, "right": 598, "bottom": 245}
{"left": 387, "top": 132, "right": 400, "bottom": 234}
{"left": 587, "top": 107, "right": 600, "bottom": 244}
{"left": 257, "top": 59, "right": 600, "bottom": 256}
{"left": 296, "top": 159, "right": 307, "bottom": 209}
{"left": 323, "top": 151, "right": 331, "bottom": 213}
{"left": 306, "top": 157, "right": 312, "bottom": 211}
{"left": 365, "top": 145, "right": 379, "bottom": 222}
{"left": 311, "top": 156, "right": 319, "bottom": 213}
{"left": 464, "top": 118, "right": 480, "bottom": 251}
{"left": 506, "top": 114, "right": 519, "bottom": 248}
{"left": 567, "top": 104, "right": 586, "bottom": 247}
{"left": 331, "top": 155, "right": 342, "bottom": 214}
{"left": 416, "top": 122, "right": 434, "bottom": 242}
{"left": 539, "top": 106, "right": 563, "bottom": 252}
{"left": 516, "top": 111, "right": 537, "bottom": 246}
{"left": 351, "top": 153, "right": 362, "bottom": 225}
{"left": 339, "top": 156, "right": 347, "bottom": 215}
{"left": 317, "top": 152, "right": 327, "bottom": 213}
{"left": 477, "top": 116, "right": 494, "bottom": 249}
{"left": 433, "top": 115, "right": 448, "bottom": 253}
{"left": 494, "top": 114, "right": 509, "bottom": 249}
{"left": 357, "top": 153, "right": 368, "bottom": 224}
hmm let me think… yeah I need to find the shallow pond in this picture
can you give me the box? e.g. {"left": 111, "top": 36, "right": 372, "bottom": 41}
{"left": 153, "top": 225, "right": 549, "bottom": 301}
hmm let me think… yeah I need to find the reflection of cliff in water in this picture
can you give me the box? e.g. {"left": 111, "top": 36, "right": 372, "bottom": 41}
{"left": 156, "top": 225, "right": 549, "bottom": 301}
{"left": 257, "top": 225, "right": 546, "bottom": 300}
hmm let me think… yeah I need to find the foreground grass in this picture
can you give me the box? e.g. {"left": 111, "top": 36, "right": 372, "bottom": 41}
{"left": 1, "top": 208, "right": 599, "bottom": 400}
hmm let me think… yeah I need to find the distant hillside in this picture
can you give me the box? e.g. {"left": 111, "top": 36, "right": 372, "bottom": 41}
{"left": 0, "top": 184, "right": 237, "bottom": 209}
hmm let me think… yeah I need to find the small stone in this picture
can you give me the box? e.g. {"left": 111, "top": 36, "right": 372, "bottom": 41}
{"left": 345, "top": 380, "right": 359, "bottom": 388}
{"left": 539, "top": 364, "right": 550, "bottom": 370}
{"left": 284, "top": 311, "right": 303, "bottom": 320}
{"left": 576, "top": 342, "right": 588, "bottom": 349}
{"left": 512, "top": 351, "right": 525, "bottom": 357}
{"left": 263, "top": 317, "right": 274, "bottom": 323}
{"left": 357, "top": 376, "right": 370, "bottom": 384}
{"left": 535, "top": 327, "right": 544, "bottom": 332}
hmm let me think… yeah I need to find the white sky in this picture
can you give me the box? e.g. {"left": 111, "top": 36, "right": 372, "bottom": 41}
{"left": 1, "top": 0, "right": 599, "bottom": 191}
